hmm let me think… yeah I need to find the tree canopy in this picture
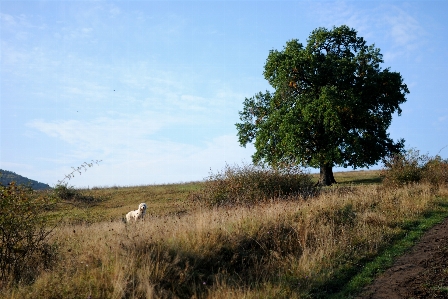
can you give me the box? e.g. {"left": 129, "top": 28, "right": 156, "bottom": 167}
{"left": 236, "top": 25, "right": 409, "bottom": 185}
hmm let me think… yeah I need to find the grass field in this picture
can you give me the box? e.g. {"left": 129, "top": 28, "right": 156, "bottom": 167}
{"left": 2, "top": 170, "right": 448, "bottom": 298}
{"left": 40, "top": 182, "right": 203, "bottom": 226}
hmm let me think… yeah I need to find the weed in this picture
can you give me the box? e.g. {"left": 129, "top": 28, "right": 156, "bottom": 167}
{"left": 57, "top": 160, "right": 102, "bottom": 186}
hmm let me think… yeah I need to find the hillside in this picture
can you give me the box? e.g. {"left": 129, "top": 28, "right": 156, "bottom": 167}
{"left": 1, "top": 168, "right": 448, "bottom": 298}
{"left": 0, "top": 169, "right": 51, "bottom": 190}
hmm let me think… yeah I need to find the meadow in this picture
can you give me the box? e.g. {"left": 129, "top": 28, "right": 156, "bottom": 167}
{"left": 2, "top": 166, "right": 448, "bottom": 298}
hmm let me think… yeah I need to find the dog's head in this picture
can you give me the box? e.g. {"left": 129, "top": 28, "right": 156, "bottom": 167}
{"left": 139, "top": 203, "right": 147, "bottom": 212}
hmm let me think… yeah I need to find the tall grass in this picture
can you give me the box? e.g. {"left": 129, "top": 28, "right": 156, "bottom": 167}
{"left": 3, "top": 182, "right": 447, "bottom": 298}
{"left": 2, "top": 157, "right": 448, "bottom": 298}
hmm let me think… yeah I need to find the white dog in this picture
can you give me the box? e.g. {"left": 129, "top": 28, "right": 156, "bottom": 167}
{"left": 126, "top": 203, "right": 147, "bottom": 223}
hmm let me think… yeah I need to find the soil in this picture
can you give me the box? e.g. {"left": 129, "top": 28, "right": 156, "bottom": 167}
{"left": 357, "top": 217, "right": 448, "bottom": 299}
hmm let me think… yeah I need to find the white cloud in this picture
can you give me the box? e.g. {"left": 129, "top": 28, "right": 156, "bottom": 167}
{"left": 309, "top": 1, "right": 371, "bottom": 36}
{"left": 386, "top": 13, "right": 421, "bottom": 47}
{"left": 0, "top": 13, "right": 17, "bottom": 27}
{"left": 1, "top": 2, "right": 261, "bottom": 187}
{"left": 55, "top": 24, "right": 94, "bottom": 41}
{"left": 434, "top": 115, "right": 448, "bottom": 131}
{"left": 0, "top": 42, "right": 29, "bottom": 66}
{"left": 28, "top": 112, "right": 177, "bottom": 148}
{"left": 177, "top": 95, "right": 209, "bottom": 112}
{"left": 36, "top": 133, "right": 253, "bottom": 187}
{"left": 381, "top": 6, "right": 426, "bottom": 61}
{"left": 109, "top": 5, "right": 121, "bottom": 18}
{"left": 309, "top": 2, "right": 426, "bottom": 62}
{"left": 26, "top": 110, "right": 254, "bottom": 187}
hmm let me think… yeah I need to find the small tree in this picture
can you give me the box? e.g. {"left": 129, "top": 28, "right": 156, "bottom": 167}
{"left": 236, "top": 25, "right": 409, "bottom": 185}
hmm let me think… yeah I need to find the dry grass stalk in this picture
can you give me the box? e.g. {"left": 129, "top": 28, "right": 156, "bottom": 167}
{"left": 3, "top": 183, "right": 447, "bottom": 298}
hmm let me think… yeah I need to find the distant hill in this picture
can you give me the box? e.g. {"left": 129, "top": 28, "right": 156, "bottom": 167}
{"left": 0, "top": 169, "right": 52, "bottom": 190}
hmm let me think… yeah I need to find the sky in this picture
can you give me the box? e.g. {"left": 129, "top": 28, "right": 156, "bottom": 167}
{"left": 1, "top": 0, "right": 447, "bottom": 188}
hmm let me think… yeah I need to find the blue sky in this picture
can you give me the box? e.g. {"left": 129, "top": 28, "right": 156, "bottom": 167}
{"left": 1, "top": 1, "right": 447, "bottom": 187}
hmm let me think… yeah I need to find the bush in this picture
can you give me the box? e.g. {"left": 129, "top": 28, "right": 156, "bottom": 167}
{"left": 54, "top": 160, "right": 104, "bottom": 203}
{"left": 382, "top": 149, "right": 448, "bottom": 188}
{"left": 190, "top": 163, "right": 317, "bottom": 206}
{"left": 0, "top": 182, "right": 58, "bottom": 284}
{"left": 421, "top": 156, "right": 448, "bottom": 187}
{"left": 381, "top": 149, "right": 427, "bottom": 187}
{"left": 54, "top": 183, "right": 101, "bottom": 203}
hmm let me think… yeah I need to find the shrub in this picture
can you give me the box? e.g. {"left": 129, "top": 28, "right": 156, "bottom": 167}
{"left": 190, "top": 163, "right": 317, "bottom": 206}
{"left": 421, "top": 155, "right": 448, "bottom": 187}
{"left": 54, "top": 183, "right": 99, "bottom": 202}
{"left": 382, "top": 149, "right": 448, "bottom": 188}
{"left": 54, "top": 184, "right": 90, "bottom": 202}
{"left": 381, "top": 149, "right": 427, "bottom": 187}
{"left": 0, "top": 182, "right": 58, "bottom": 284}
{"left": 54, "top": 183, "right": 79, "bottom": 200}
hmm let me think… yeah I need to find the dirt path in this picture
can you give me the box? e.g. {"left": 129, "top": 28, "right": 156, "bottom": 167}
{"left": 357, "top": 217, "right": 448, "bottom": 298}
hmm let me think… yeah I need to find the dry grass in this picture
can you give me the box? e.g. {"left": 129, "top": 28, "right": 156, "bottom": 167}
{"left": 332, "top": 170, "right": 383, "bottom": 185}
{"left": 3, "top": 171, "right": 448, "bottom": 298}
{"left": 45, "top": 182, "right": 201, "bottom": 225}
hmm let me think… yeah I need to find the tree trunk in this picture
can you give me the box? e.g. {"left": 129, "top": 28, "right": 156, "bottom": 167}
{"left": 319, "top": 163, "right": 337, "bottom": 186}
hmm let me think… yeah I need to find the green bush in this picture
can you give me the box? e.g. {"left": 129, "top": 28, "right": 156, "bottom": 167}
{"left": 0, "top": 182, "right": 58, "bottom": 284}
{"left": 190, "top": 163, "right": 317, "bottom": 206}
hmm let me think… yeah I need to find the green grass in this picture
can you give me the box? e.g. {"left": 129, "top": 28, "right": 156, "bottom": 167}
{"left": 47, "top": 182, "right": 203, "bottom": 224}
{"left": 328, "top": 198, "right": 448, "bottom": 298}
{"left": 333, "top": 170, "right": 382, "bottom": 185}
{"left": 310, "top": 170, "right": 383, "bottom": 185}
{"left": 430, "top": 286, "right": 448, "bottom": 293}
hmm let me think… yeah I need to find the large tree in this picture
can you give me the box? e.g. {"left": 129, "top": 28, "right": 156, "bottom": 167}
{"left": 236, "top": 25, "right": 409, "bottom": 186}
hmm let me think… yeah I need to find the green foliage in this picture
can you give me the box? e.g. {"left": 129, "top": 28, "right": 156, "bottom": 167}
{"left": 236, "top": 25, "right": 408, "bottom": 185}
{"left": 0, "top": 161, "right": 103, "bottom": 285}
{"left": 382, "top": 149, "right": 448, "bottom": 187}
{"left": 0, "top": 182, "right": 58, "bottom": 284}
{"left": 190, "top": 163, "right": 317, "bottom": 206}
